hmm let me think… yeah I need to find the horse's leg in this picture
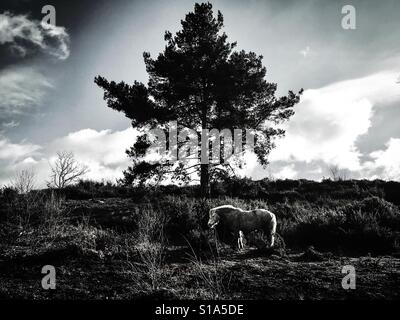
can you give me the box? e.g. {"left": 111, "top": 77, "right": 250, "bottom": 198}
{"left": 263, "top": 227, "right": 275, "bottom": 248}
{"left": 237, "top": 230, "right": 243, "bottom": 250}
{"left": 268, "top": 215, "right": 277, "bottom": 248}
{"left": 269, "top": 233, "right": 275, "bottom": 247}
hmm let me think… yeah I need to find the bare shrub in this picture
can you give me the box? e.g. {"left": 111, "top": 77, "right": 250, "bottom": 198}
{"left": 48, "top": 151, "right": 89, "bottom": 188}
{"left": 329, "top": 165, "right": 348, "bottom": 181}
{"left": 7, "top": 169, "right": 40, "bottom": 229}
{"left": 10, "top": 169, "right": 35, "bottom": 194}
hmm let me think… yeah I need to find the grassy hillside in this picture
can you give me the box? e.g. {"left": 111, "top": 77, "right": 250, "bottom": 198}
{"left": 1, "top": 178, "right": 400, "bottom": 299}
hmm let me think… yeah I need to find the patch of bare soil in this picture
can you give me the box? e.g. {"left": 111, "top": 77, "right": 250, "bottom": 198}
{"left": 0, "top": 243, "right": 399, "bottom": 300}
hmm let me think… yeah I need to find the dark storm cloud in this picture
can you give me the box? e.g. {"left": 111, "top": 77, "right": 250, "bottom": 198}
{"left": 0, "top": 11, "right": 70, "bottom": 62}
{"left": 0, "top": 0, "right": 113, "bottom": 127}
{"left": 0, "top": 0, "right": 108, "bottom": 29}
{"left": 0, "top": 0, "right": 111, "bottom": 69}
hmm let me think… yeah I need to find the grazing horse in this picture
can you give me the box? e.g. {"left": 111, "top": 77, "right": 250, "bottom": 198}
{"left": 208, "top": 205, "right": 277, "bottom": 248}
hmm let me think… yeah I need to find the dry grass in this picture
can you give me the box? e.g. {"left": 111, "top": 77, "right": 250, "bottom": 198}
{"left": 1, "top": 187, "right": 400, "bottom": 299}
{"left": 126, "top": 208, "right": 167, "bottom": 291}
{"left": 185, "top": 235, "right": 232, "bottom": 299}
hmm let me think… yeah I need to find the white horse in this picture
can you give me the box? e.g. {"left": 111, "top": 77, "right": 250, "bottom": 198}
{"left": 208, "top": 205, "right": 277, "bottom": 248}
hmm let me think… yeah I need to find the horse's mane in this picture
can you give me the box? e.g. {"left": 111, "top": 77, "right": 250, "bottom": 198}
{"left": 211, "top": 204, "right": 237, "bottom": 211}
{"left": 213, "top": 205, "right": 272, "bottom": 216}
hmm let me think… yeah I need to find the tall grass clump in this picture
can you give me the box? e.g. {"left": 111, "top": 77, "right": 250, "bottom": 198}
{"left": 131, "top": 207, "right": 167, "bottom": 291}
{"left": 40, "top": 191, "right": 68, "bottom": 238}
{"left": 186, "top": 238, "right": 232, "bottom": 299}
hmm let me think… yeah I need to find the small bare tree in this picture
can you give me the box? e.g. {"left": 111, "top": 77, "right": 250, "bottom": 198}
{"left": 329, "top": 165, "right": 348, "bottom": 181}
{"left": 10, "top": 169, "right": 36, "bottom": 194}
{"left": 9, "top": 168, "right": 38, "bottom": 228}
{"left": 48, "top": 151, "right": 89, "bottom": 188}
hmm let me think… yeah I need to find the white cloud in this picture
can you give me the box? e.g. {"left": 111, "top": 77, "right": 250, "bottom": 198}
{"left": 0, "top": 127, "right": 138, "bottom": 187}
{"left": 0, "top": 135, "right": 41, "bottom": 185}
{"left": 49, "top": 127, "right": 137, "bottom": 167}
{"left": 1, "top": 69, "right": 400, "bottom": 187}
{"left": 299, "top": 46, "right": 311, "bottom": 58}
{"left": 52, "top": 127, "right": 136, "bottom": 178}
{"left": 0, "top": 11, "right": 70, "bottom": 60}
{"left": 363, "top": 138, "right": 400, "bottom": 180}
{"left": 274, "top": 164, "right": 297, "bottom": 179}
{"left": 0, "top": 66, "right": 52, "bottom": 117}
{"left": 1, "top": 124, "right": 399, "bottom": 186}
{"left": 269, "top": 71, "right": 400, "bottom": 172}
{"left": 0, "top": 136, "right": 41, "bottom": 161}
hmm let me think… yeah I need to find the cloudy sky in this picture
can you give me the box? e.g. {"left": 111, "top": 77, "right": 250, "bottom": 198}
{"left": 0, "top": 0, "right": 400, "bottom": 187}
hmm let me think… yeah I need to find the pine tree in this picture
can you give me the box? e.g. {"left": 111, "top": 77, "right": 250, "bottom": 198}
{"left": 95, "top": 2, "right": 302, "bottom": 197}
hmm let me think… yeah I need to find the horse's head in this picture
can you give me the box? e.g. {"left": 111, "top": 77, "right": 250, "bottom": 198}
{"left": 207, "top": 209, "right": 220, "bottom": 229}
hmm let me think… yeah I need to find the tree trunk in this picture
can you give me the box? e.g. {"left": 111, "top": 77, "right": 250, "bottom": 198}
{"left": 200, "top": 163, "right": 210, "bottom": 198}
{"left": 200, "top": 85, "right": 210, "bottom": 198}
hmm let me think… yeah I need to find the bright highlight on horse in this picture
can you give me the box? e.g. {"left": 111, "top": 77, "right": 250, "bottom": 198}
{"left": 208, "top": 205, "right": 277, "bottom": 249}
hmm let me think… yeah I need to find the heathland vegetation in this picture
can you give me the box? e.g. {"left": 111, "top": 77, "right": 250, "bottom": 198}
{"left": 1, "top": 178, "right": 399, "bottom": 299}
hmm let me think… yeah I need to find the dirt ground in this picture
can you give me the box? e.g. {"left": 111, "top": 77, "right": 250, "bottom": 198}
{"left": 1, "top": 197, "right": 399, "bottom": 300}
{"left": 1, "top": 243, "right": 399, "bottom": 300}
